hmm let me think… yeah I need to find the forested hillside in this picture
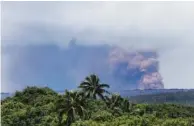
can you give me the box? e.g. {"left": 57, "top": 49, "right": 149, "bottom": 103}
{"left": 1, "top": 75, "right": 194, "bottom": 126}
{"left": 128, "top": 90, "right": 194, "bottom": 106}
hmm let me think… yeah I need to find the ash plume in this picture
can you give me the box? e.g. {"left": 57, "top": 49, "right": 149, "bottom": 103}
{"left": 2, "top": 39, "right": 164, "bottom": 91}
{"left": 2, "top": 2, "right": 194, "bottom": 92}
{"left": 109, "top": 47, "right": 164, "bottom": 89}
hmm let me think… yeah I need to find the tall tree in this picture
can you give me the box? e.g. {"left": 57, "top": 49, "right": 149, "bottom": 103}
{"left": 79, "top": 74, "right": 110, "bottom": 100}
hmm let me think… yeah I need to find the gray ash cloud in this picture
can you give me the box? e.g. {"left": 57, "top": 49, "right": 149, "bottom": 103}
{"left": 109, "top": 47, "right": 164, "bottom": 89}
{"left": 2, "top": 39, "right": 164, "bottom": 91}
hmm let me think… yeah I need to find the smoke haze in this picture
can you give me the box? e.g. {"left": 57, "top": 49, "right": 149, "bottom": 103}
{"left": 1, "top": 2, "right": 194, "bottom": 92}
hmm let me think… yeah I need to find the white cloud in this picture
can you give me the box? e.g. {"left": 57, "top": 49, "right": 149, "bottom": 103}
{"left": 1, "top": 2, "right": 194, "bottom": 90}
{"left": 2, "top": 2, "right": 194, "bottom": 44}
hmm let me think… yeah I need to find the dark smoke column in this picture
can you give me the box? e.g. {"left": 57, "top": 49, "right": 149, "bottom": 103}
{"left": 108, "top": 47, "right": 164, "bottom": 90}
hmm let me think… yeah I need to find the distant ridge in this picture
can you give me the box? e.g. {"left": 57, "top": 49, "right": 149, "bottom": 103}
{"left": 120, "top": 89, "right": 194, "bottom": 97}
{"left": 2, "top": 89, "right": 194, "bottom": 100}
{"left": 128, "top": 89, "right": 194, "bottom": 106}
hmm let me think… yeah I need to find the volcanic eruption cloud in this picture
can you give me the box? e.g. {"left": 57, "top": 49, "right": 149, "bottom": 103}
{"left": 2, "top": 2, "right": 194, "bottom": 92}
{"left": 108, "top": 46, "right": 164, "bottom": 90}
{"left": 67, "top": 40, "right": 164, "bottom": 90}
{"left": 1, "top": 40, "right": 164, "bottom": 91}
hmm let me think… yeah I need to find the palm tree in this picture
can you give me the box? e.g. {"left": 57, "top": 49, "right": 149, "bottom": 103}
{"left": 105, "top": 94, "right": 123, "bottom": 115}
{"left": 78, "top": 74, "right": 110, "bottom": 100}
{"left": 105, "top": 94, "right": 123, "bottom": 109}
{"left": 105, "top": 94, "right": 132, "bottom": 114}
{"left": 121, "top": 98, "right": 132, "bottom": 112}
{"left": 56, "top": 90, "right": 86, "bottom": 126}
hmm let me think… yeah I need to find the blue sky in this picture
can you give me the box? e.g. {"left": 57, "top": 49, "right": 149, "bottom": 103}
{"left": 1, "top": 2, "right": 194, "bottom": 92}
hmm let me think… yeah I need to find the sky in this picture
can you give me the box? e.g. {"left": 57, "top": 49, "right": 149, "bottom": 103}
{"left": 1, "top": 2, "right": 194, "bottom": 92}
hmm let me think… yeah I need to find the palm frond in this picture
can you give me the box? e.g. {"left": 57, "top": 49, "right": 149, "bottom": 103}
{"left": 79, "top": 82, "right": 91, "bottom": 87}
{"left": 98, "top": 84, "right": 110, "bottom": 88}
{"left": 85, "top": 76, "right": 92, "bottom": 84}
{"left": 97, "top": 93, "right": 105, "bottom": 101}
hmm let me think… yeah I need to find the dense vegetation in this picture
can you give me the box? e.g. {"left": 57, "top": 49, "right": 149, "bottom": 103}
{"left": 128, "top": 90, "right": 194, "bottom": 106}
{"left": 1, "top": 74, "right": 194, "bottom": 126}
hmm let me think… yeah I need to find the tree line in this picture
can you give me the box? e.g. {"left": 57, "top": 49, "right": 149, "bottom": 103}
{"left": 1, "top": 74, "right": 194, "bottom": 126}
{"left": 128, "top": 90, "right": 194, "bottom": 106}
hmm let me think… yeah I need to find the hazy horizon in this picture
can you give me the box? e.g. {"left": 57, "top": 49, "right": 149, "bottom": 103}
{"left": 1, "top": 2, "right": 194, "bottom": 92}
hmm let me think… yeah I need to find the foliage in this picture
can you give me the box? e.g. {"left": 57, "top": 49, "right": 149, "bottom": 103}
{"left": 1, "top": 75, "right": 194, "bottom": 126}
{"left": 78, "top": 74, "right": 110, "bottom": 100}
{"left": 56, "top": 90, "right": 87, "bottom": 126}
{"left": 72, "top": 116, "right": 194, "bottom": 126}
